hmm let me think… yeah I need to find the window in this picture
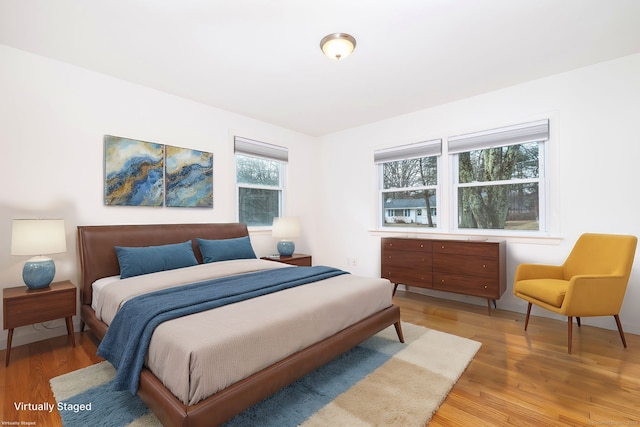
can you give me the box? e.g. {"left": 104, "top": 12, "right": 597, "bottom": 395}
{"left": 375, "top": 140, "right": 441, "bottom": 228}
{"left": 449, "top": 120, "right": 549, "bottom": 232}
{"left": 234, "top": 137, "right": 288, "bottom": 227}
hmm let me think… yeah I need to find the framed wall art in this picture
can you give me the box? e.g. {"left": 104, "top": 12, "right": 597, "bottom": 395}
{"left": 165, "top": 145, "right": 213, "bottom": 207}
{"left": 104, "top": 135, "right": 164, "bottom": 206}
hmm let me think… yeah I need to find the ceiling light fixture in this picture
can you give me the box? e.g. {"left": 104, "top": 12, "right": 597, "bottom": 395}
{"left": 320, "top": 33, "right": 357, "bottom": 60}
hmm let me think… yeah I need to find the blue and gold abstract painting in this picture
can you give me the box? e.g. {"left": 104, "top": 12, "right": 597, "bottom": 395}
{"left": 104, "top": 136, "right": 164, "bottom": 206}
{"left": 165, "top": 146, "right": 213, "bottom": 207}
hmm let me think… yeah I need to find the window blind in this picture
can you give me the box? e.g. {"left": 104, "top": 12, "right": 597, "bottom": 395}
{"left": 234, "top": 136, "right": 288, "bottom": 162}
{"left": 448, "top": 119, "right": 549, "bottom": 154}
{"left": 374, "top": 139, "right": 442, "bottom": 164}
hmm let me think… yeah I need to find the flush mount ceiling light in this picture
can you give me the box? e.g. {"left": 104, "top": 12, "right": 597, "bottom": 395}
{"left": 320, "top": 33, "right": 357, "bottom": 60}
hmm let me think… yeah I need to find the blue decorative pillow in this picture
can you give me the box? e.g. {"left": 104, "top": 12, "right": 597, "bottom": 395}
{"left": 196, "top": 236, "right": 257, "bottom": 263}
{"left": 115, "top": 241, "right": 199, "bottom": 279}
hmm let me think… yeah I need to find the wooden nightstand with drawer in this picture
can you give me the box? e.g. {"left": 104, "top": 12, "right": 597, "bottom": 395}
{"left": 3, "top": 280, "right": 76, "bottom": 366}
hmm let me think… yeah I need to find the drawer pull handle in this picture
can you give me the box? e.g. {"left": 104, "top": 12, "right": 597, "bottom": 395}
{"left": 441, "top": 245, "right": 445, "bottom": 249}
{"left": 483, "top": 285, "right": 488, "bottom": 289}
{"left": 420, "top": 244, "right": 424, "bottom": 248}
{"left": 482, "top": 264, "right": 486, "bottom": 268}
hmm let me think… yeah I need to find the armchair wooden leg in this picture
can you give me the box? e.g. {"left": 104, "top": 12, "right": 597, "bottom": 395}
{"left": 524, "top": 303, "right": 532, "bottom": 331}
{"left": 567, "top": 316, "right": 573, "bottom": 354}
{"left": 614, "top": 314, "right": 627, "bottom": 348}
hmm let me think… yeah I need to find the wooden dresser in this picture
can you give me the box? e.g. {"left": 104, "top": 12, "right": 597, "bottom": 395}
{"left": 381, "top": 237, "right": 506, "bottom": 314}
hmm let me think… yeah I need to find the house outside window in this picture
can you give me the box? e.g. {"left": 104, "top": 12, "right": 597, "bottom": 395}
{"left": 449, "top": 119, "right": 549, "bottom": 232}
{"left": 234, "top": 137, "right": 288, "bottom": 227}
{"left": 375, "top": 140, "right": 441, "bottom": 228}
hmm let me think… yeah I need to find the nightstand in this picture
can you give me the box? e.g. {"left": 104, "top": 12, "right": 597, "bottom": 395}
{"left": 3, "top": 280, "right": 76, "bottom": 366}
{"left": 261, "top": 253, "right": 312, "bottom": 266}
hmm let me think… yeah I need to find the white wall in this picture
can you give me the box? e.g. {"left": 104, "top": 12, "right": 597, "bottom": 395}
{"left": 0, "top": 45, "right": 320, "bottom": 348}
{"left": 316, "top": 53, "right": 640, "bottom": 334}
{"left": 2, "top": 43, "right": 639, "bottom": 349}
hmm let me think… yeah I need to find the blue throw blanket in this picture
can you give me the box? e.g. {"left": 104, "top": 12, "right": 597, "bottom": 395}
{"left": 97, "top": 266, "right": 349, "bottom": 395}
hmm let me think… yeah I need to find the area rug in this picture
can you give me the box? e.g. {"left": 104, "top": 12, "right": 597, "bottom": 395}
{"left": 50, "top": 322, "right": 481, "bottom": 427}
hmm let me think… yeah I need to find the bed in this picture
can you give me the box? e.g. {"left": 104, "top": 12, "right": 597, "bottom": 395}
{"left": 77, "top": 223, "right": 404, "bottom": 427}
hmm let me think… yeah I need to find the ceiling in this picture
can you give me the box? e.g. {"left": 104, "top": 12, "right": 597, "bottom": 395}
{"left": 1, "top": 0, "right": 640, "bottom": 136}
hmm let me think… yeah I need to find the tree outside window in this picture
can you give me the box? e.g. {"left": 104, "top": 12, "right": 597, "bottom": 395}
{"left": 456, "top": 142, "right": 542, "bottom": 231}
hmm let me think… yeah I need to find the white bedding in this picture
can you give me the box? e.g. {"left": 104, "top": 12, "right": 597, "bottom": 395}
{"left": 94, "top": 259, "right": 291, "bottom": 325}
{"left": 93, "top": 259, "right": 393, "bottom": 405}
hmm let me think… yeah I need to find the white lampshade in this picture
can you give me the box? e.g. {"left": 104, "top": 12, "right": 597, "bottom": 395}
{"left": 11, "top": 219, "right": 67, "bottom": 256}
{"left": 320, "top": 33, "right": 357, "bottom": 60}
{"left": 272, "top": 217, "right": 301, "bottom": 239}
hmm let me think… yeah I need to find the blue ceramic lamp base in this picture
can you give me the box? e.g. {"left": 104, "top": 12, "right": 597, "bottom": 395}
{"left": 23, "top": 257, "right": 56, "bottom": 289}
{"left": 277, "top": 241, "right": 295, "bottom": 257}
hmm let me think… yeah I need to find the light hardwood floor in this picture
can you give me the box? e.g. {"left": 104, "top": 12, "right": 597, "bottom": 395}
{"left": 1, "top": 291, "right": 639, "bottom": 426}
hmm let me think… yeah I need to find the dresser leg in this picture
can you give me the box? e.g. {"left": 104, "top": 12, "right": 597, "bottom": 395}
{"left": 485, "top": 299, "right": 498, "bottom": 316}
{"left": 65, "top": 316, "right": 76, "bottom": 347}
{"left": 5, "top": 328, "right": 13, "bottom": 367}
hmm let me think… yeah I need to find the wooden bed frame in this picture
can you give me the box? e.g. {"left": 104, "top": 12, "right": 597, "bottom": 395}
{"left": 77, "top": 223, "right": 404, "bottom": 427}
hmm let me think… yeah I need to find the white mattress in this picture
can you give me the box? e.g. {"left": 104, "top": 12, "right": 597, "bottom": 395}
{"left": 93, "top": 259, "right": 393, "bottom": 405}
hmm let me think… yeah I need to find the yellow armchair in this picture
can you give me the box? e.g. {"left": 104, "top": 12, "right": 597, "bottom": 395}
{"left": 513, "top": 233, "right": 637, "bottom": 353}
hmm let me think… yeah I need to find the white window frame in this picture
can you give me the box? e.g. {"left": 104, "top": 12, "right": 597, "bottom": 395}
{"left": 375, "top": 139, "right": 442, "bottom": 230}
{"left": 234, "top": 136, "right": 288, "bottom": 228}
{"left": 448, "top": 119, "right": 550, "bottom": 235}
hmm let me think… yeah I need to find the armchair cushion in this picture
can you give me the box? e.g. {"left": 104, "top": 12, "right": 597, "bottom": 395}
{"left": 514, "top": 279, "right": 568, "bottom": 308}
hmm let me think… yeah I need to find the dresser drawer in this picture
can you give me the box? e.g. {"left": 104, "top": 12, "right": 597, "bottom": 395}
{"left": 433, "top": 253, "right": 498, "bottom": 277}
{"left": 382, "top": 266, "right": 432, "bottom": 288}
{"left": 433, "top": 240, "right": 498, "bottom": 258}
{"left": 382, "top": 238, "right": 432, "bottom": 253}
{"left": 433, "top": 273, "right": 500, "bottom": 298}
{"left": 382, "top": 249, "right": 432, "bottom": 268}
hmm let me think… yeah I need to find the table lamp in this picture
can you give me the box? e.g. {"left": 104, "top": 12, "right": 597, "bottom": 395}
{"left": 272, "top": 217, "right": 300, "bottom": 257}
{"left": 11, "top": 219, "right": 66, "bottom": 289}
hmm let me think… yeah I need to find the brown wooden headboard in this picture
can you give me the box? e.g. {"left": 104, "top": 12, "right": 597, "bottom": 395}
{"left": 77, "top": 223, "right": 249, "bottom": 306}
